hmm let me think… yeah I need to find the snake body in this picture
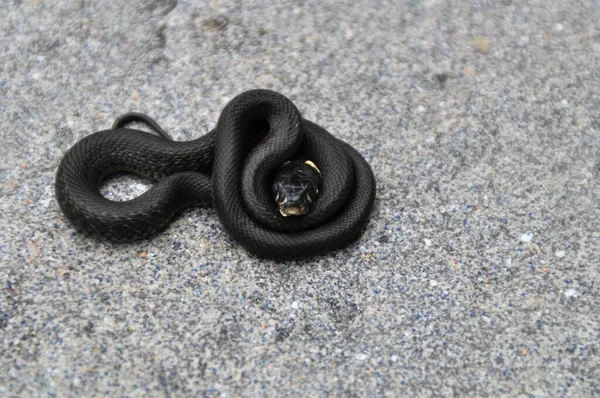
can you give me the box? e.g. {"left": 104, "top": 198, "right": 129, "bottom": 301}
{"left": 55, "top": 89, "right": 376, "bottom": 259}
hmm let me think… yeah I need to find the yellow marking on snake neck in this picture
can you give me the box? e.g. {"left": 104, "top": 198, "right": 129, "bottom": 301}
{"left": 304, "top": 160, "right": 320, "bottom": 175}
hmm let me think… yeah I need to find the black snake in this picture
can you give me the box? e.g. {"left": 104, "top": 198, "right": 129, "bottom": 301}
{"left": 55, "top": 89, "right": 376, "bottom": 259}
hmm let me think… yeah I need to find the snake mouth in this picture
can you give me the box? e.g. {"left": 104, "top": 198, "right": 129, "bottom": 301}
{"left": 278, "top": 204, "right": 310, "bottom": 217}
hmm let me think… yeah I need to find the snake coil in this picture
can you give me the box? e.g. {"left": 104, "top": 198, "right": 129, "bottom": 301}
{"left": 55, "top": 89, "right": 376, "bottom": 259}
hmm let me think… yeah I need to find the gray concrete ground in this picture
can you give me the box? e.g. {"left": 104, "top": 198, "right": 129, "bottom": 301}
{"left": 1, "top": 0, "right": 599, "bottom": 396}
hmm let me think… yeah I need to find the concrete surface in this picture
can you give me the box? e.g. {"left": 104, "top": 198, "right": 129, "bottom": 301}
{"left": 1, "top": 0, "right": 599, "bottom": 396}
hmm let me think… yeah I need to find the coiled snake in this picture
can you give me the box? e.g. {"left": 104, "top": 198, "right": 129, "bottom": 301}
{"left": 55, "top": 89, "right": 376, "bottom": 259}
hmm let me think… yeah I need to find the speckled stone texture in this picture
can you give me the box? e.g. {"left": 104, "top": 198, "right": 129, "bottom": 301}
{"left": 1, "top": 0, "right": 599, "bottom": 396}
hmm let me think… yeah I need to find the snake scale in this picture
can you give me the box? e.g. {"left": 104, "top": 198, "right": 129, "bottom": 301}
{"left": 55, "top": 89, "right": 376, "bottom": 259}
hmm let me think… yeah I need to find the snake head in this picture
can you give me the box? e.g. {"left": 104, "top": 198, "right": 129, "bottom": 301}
{"left": 272, "top": 160, "right": 320, "bottom": 217}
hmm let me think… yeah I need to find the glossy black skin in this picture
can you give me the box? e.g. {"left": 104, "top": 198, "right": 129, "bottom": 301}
{"left": 55, "top": 90, "right": 376, "bottom": 259}
{"left": 272, "top": 160, "right": 320, "bottom": 216}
